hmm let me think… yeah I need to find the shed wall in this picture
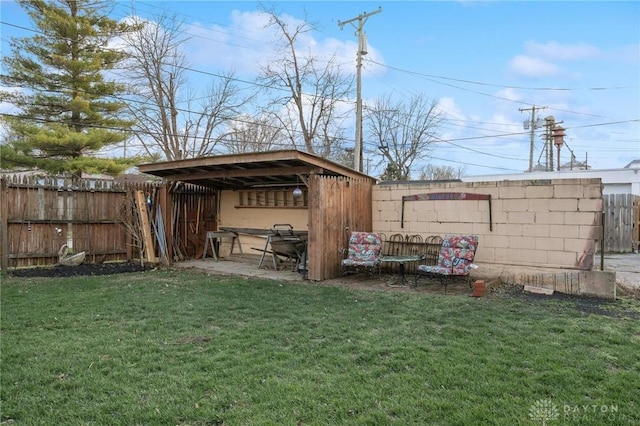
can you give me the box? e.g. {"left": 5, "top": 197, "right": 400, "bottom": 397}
{"left": 308, "top": 176, "right": 373, "bottom": 281}
{"left": 216, "top": 176, "right": 373, "bottom": 281}
{"left": 217, "top": 189, "right": 308, "bottom": 255}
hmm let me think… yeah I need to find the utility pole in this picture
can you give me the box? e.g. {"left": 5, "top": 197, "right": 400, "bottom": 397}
{"left": 338, "top": 7, "right": 382, "bottom": 172}
{"left": 520, "top": 105, "right": 546, "bottom": 172}
{"left": 544, "top": 116, "right": 555, "bottom": 171}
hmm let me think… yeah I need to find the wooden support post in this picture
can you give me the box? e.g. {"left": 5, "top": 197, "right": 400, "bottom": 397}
{"left": 135, "top": 190, "right": 156, "bottom": 263}
{"left": 0, "top": 178, "right": 8, "bottom": 270}
{"left": 158, "top": 185, "right": 173, "bottom": 264}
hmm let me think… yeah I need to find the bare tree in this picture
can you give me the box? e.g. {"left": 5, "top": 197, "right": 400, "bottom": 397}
{"left": 257, "top": 9, "right": 353, "bottom": 158}
{"left": 222, "top": 114, "right": 291, "bottom": 154}
{"left": 418, "top": 164, "right": 466, "bottom": 180}
{"left": 123, "top": 13, "right": 245, "bottom": 160}
{"left": 366, "top": 94, "right": 443, "bottom": 180}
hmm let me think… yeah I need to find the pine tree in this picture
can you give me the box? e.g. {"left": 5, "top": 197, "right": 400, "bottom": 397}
{"left": 0, "top": 0, "right": 140, "bottom": 177}
{"left": 379, "top": 162, "right": 404, "bottom": 181}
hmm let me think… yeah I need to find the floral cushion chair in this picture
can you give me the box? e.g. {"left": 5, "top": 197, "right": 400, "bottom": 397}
{"left": 414, "top": 235, "right": 478, "bottom": 293}
{"left": 341, "top": 232, "right": 383, "bottom": 275}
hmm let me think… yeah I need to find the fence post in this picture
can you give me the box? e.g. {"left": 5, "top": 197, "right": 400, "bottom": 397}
{"left": 0, "top": 178, "right": 8, "bottom": 270}
{"left": 601, "top": 211, "right": 605, "bottom": 271}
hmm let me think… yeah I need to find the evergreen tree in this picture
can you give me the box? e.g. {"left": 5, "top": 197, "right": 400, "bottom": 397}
{"left": 0, "top": 0, "right": 140, "bottom": 176}
{"left": 379, "top": 162, "right": 404, "bottom": 181}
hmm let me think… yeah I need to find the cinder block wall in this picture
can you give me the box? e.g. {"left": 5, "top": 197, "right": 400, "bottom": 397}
{"left": 372, "top": 179, "right": 603, "bottom": 270}
{"left": 217, "top": 190, "right": 308, "bottom": 254}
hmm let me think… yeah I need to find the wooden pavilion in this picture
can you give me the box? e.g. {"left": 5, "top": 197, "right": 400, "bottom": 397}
{"left": 137, "top": 150, "right": 377, "bottom": 280}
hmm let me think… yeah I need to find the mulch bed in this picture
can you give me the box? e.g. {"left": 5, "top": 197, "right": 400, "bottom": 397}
{"left": 7, "top": 262, "right": 155, "bottom": 278}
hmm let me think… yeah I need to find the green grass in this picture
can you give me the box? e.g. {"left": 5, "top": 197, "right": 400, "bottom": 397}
{"left": 1, "top": 270, "right": 639, "bottom": 425}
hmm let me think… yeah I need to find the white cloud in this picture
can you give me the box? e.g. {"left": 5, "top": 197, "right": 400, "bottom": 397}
{"left": 438, "top": 97, "right": 466, "bottom": 122}
{"left": 507, "top": 40, "right": 604, "bottom": 79}
{"left": 495, "top": 88, "right": 522, "bottom": 103}
{"left": 508, "top": 55, "right": 561, "bottom": 78}
{"left": 185, "top": 10, "right": 371, "bottom": 79}
{"left": 185, "top": 11, "right": 270, "bottom": 75}
{"left": 610, "top": 44, "right": 640, "bottom": 62}
{"left": 523, "top": 40, "right": 601, "bottom": 61}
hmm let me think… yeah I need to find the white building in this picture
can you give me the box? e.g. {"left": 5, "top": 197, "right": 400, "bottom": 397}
{"left": 463, "top": 160, "right": 640, "bottom": 196}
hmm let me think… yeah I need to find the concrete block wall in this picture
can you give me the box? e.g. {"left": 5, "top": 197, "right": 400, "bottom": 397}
{"left": 217, "top": 190, "right": 308, "bottom": 255}
{"left": 372, "top": 179, "right": 603, "bottom": 271}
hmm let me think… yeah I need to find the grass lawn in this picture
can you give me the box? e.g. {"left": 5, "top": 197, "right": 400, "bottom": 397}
{"left": 1, "top": 269, "right": 639, "bottom": 425}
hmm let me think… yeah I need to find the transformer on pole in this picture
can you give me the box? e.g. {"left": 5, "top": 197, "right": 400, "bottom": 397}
{"left": 552, "top": 125, "right": 566, "bottom": 171}
{"left": 520, "top": 105, "right": 546, "bottom": 172}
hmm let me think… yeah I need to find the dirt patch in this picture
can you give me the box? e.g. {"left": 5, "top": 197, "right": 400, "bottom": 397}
{"left": 321, "top": 274, "right": 640, "bottom": 319}
{"left": 618, "top": 285, "right": 640, "bottom": 300}
{"left": 320, "top": 273, "right": 499, "bottom": 297}
{"left": 7, "top": 262, "right": 155, "bottom": 278}
{"left": 493, "top": 283, "right": 640, "bottom": 319}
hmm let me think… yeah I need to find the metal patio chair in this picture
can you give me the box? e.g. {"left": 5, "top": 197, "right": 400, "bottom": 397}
{"left": 414, "top": 235, "right": 478, "bottom": 293}
{"left": 341, "top": 231, "right": 383, "bottom": 276}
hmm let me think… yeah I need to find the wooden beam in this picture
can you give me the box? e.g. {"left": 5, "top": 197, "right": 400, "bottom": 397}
{"left": 161, "top": 166, "right": 323, "bottom": 182}
{"left": 158, "top": 184, "right": 173, "bottom": 264}
{"left": 139, "top": 150, "right": 308, "bottom": 172}
{"left": 135, "top": 190, "right": 156, "bottom": 263}
{"left": 137, "top": 150, "right": 373, "bottom": 181}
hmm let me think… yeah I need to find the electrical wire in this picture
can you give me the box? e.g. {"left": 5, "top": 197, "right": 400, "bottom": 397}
{"left": 1, "top": 7, "right": 637, "bottom": 172}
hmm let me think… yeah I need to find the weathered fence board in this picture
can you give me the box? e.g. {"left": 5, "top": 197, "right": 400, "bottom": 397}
{"left": 307, "top": 176, "right": 373, "bottom": 281}
{"left": 1, "top": 174, "right": 223, "bottom": 270}
{"left": 603, "top": 193, "right": 639, "bottom": 253}
{"left": 0, "top": 176, "right": 161, "bottom": 269}
{"left": 634, "top": 198, "right": 640, "bottom": 251}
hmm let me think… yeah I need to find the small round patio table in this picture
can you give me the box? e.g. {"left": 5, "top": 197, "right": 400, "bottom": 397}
{"left": 380, "top": 254, "right": 425, "bottom": 287}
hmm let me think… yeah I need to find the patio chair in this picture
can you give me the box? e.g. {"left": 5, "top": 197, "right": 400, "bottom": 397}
{"left": 414, "top": 235, "right": 478, "bottom": 294}
{"left": 341, "top": 231, "right": 383, "bottom": 276}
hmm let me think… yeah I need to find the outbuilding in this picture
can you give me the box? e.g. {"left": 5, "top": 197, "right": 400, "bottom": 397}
{"left": 138, "top": 150, "right": 376, "bottom": 280}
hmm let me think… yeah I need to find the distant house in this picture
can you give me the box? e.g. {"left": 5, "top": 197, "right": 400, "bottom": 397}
{"left": 462, "top": 161, "right": 640, "bottom": 196}
{"left": 624, "top": 159, "right": 640, "bottom": 169}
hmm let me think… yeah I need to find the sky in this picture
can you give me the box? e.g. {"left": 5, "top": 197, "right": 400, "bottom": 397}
{"left": 1, "top": 0, "right": 639, "bottom": 177}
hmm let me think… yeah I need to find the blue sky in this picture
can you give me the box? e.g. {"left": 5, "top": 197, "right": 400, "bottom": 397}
{"left": 1, "top": 0, "right": 639, "bottom": 177}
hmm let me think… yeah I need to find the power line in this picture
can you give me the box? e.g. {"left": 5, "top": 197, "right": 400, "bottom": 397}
{"left": 0, "top": 111, "right": 350, "bottom": 153}
{"left": 3, "top": 18, "right": 636, "bottom": 127}
{"left": 2, "top": 8, "right": 637, "bottom": 172}
{"left": 367, "top": 59, "right": 637, "bottom": 93}
{"left": 365, "top": 58, "right": 637, "bottom": 120}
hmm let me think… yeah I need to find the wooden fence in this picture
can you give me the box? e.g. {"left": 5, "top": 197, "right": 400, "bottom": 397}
{"left": 603, "top": 193, "right": 640, "bottom": 253}
{"left": 0, "top": 175, "right": 217, "bottom": 270}
{"left": 635, "top": 197, "right": 640, "bottom": 252}
{"left": 168, "top": 184, "right": 219, "bottom": 261}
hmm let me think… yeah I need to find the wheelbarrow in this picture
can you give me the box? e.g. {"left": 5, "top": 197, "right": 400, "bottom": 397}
{"left": 259, "top": 224, "right": 308, "bottom": 273}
